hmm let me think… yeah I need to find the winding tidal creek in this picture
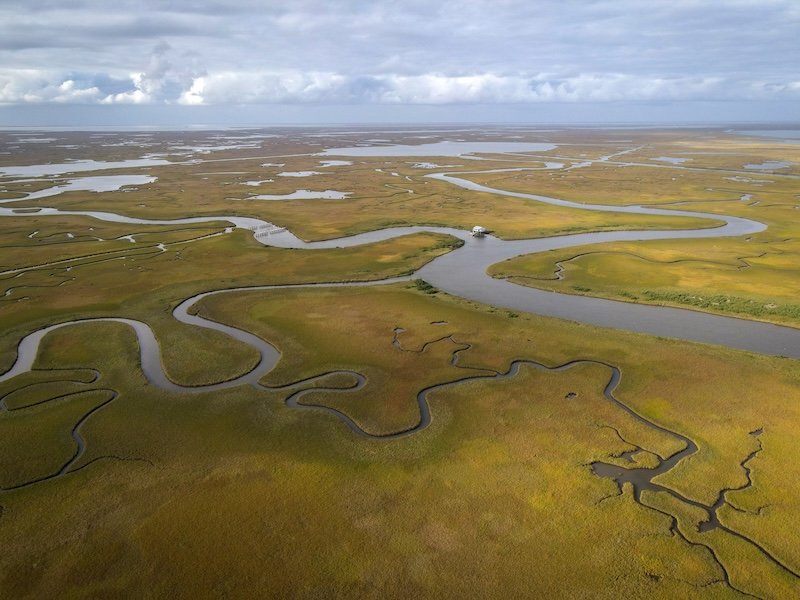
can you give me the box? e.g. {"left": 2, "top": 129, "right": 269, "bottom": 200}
{"left": 4, "top": 161, "right": 797, "bottom": 358}
{"left": 2, "top": 146, "right": 799, "bottom": 593}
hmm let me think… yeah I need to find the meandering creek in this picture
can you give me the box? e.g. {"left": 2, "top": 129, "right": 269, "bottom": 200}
{"left": 2, "top": 147, "right": 799, "bottom": 590}
{"left": 4, "top": 160, "right": 798, "bottom": 357}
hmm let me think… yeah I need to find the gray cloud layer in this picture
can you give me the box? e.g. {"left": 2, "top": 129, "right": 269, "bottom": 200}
{"left": 1, "top": 0, "right": 798, "bottom": 115}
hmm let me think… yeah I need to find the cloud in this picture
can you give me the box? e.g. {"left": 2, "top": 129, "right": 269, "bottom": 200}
{"left": 177, "top": 71, "right": 797, "bottom": 106}
{"left": 0, "top": 41, "right": 201, "bottom": 105}
{"left": 0, "top": 69, "right": 104, "bottom": 103}
{"left": 3, "top": 67, "right": 799, "bottom": 108}
{"left": 0, "top": 0, "right": 797, "bottom": 120}
{"left": 99, "top": 42, "right": 204, "bottom": 104}
{"left": 179, "top": 71, "right": 350, "bottom": 105}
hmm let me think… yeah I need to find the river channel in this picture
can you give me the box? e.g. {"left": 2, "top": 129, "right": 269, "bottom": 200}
{"left": 3, "top": 159, "right": 798, "bottom": 359}
{"left": 3, "top": 143, "right": 798, "bottom": 592}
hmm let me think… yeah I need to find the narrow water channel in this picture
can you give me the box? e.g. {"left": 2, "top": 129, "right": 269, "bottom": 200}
{"left": 2, "top": 154, "right": 799, "bottom": 592}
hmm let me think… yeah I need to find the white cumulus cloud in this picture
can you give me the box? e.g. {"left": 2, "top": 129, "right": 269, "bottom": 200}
{"left": 0, "top": 69, "right": 103, "bottom": 103}
{"left": 0, "top": 0, "right": 797, "bottom": 121}
{"left": 175, "top": 70, "right": 796, "bottom": 106}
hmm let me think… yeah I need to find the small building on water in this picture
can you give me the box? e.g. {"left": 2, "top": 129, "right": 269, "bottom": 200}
{"left": 471, "top": 225, "right": 487, "bottom": 237}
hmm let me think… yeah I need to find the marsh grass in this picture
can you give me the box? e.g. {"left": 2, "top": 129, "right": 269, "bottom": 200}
{"left": 0, "top": 388, "right": 111, "bottom": 488}
{"left": 19, "top": 157, "right": 715, "bottom": 241}
{"left": 0, "top": 227, "right": 462, "bottom": 380}
{"left": 492, "top": 233, "right": 800, "bottom": 327}
{"left": 3, "top": 284, "right": 798, "bottom": 596}
{"left": 2, "top": 128, "right": 799, "bottom": 597}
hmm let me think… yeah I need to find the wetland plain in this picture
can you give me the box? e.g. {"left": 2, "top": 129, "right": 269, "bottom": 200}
{"left": 1, "top": 125, "right": 799, "bottom": 598}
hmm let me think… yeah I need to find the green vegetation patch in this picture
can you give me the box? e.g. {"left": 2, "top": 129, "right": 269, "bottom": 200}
{"left": 2, "top": 128, "right": 800, "bottom": 598}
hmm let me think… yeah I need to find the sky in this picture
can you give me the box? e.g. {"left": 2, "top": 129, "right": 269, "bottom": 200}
{"left": 0, "top": 0, "right": 798, "bottom": 126}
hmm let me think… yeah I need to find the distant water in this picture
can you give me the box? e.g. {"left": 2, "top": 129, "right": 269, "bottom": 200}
{"left": 1, "top": 175, "right": 157, "bottom": 203}
{"left": 320, "top": 141, "right": 556, "bottom": 157}
{"left": 738, "top": 129, "right": 800, "bottom": 143}
{"left": 651, "top": 156, "right": 689, "bottom": 164}
{"left": 744, "top": 161, "right": 793, "bottom": 171}
{"left": 0, "top": 158, "right": 170, "bottom": 177}
{"left": 249, "top": 190, "right": 350, "bottom": 200}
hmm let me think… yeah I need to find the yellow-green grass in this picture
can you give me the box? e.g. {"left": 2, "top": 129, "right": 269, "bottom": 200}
{"left": 483, "top": 155, "right": 800, "bottom": 327}
{"left": 10, "top": 158, "right": 715, "bottom": 241}
{"left": 458, "top": 161, "right": 799, "bottom": 208}
{"left": 198, "top": 284, "right": 800, "bottom": 491}
{"left": 216, "top": 179, "right": 714, "bottom": 241}
{"left": 0, "top": 388, "right": 112, "bottom": 489}
{"left": 0, "top": 224, "right": 464, "bottom": 385}
{"left": 642, "top": 490, "right": 800, "bottom": 598}
{"left": 2, "top": 128, "right": 800, "bottom": 597}
{"left": 1, "top": 377, "right": 98, "bottom": 411}
{"left": 1, "top": 178, "right": 67, "bottom": 196}
{"left": 617, "top": 136, "right": 800, "bottom": 175}
{"left": 199, "top": 284, "right": 800, "bottom": 581}
{"left": 717, "top": 428, "right": 800, "bottom": 580}
{"left": 1, "top": 285, "right": 799, "bottom": 597}
{"left": 490, "top": 232, "right": 800, "bottom": 327}
{"left": 534, "top": 129, "right": 800, "bottom": 175}
{"left": 0, "top": 216, "right": 231, "bottom": 272}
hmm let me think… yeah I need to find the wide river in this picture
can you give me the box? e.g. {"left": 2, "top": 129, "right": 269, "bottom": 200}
{"left": 1, "top": 153, "right": 799, "bottom": 366}
{"left": 5, "top": 141, "right": 799, "bottom": 589}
